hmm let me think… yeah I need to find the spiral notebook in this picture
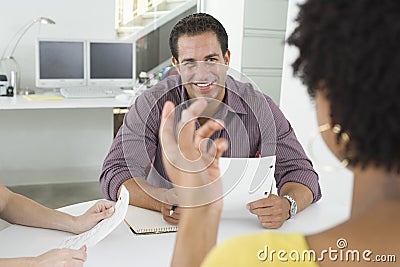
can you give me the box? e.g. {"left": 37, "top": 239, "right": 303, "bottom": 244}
{"left": 125, "top": 205, "right": 178, "bottom": 234}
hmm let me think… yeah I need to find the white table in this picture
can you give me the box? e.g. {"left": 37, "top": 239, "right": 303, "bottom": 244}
{"left": 0, "top": 95, "right": 133, "bottom": 186}
{"left": 0, "top": 172, "right": 353, "bottom": 266}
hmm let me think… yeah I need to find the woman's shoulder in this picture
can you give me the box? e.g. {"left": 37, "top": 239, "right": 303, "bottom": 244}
{"left": 202, "top": 232, "right": 319, "bottom": 267}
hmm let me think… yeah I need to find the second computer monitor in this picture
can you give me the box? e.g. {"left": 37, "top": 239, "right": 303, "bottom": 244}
{"left": 88, "top": 41, "right": 133, "bottom": 87}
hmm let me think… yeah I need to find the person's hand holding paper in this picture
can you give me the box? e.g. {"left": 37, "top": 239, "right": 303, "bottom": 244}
{"left": 60, "top": 186, "right": 129, "bottom": 249}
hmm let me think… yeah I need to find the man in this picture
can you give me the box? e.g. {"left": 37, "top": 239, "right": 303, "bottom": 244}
{"left": 100, "top": 13, "right": 321, "bottom": 229}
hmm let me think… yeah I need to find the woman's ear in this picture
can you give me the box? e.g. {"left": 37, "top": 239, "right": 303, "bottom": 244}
{"left": 315, "top": 90, "right": 348, "bottom": 162}
{"left": 315, "top": 89, "right": 331, "bottom": 128}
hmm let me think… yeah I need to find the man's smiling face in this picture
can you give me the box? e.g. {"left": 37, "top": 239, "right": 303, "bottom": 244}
{"left": 172, "top": 31, "right": 230, "bottom": 102}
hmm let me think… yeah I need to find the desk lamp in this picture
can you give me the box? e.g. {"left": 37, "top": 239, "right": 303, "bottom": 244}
{"left": 0, "top": 17, "right": 56, "bottom": 94}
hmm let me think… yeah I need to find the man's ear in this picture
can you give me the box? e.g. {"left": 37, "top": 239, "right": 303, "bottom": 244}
{"left": 171, "top": 56, "right": 180, "bottom": 74}
{"left": 224, "top": 49, "right": 231, "bottom": 66}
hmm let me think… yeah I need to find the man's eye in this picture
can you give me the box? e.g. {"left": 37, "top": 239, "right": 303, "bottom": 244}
{"left": 183, "top": 61, "right": 197, "bottom": 69}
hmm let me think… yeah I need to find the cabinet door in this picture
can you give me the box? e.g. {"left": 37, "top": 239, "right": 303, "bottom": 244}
{"left": 242, "top": 69, "right": 282, "bottom": 104}
{"left": 243, "top": 0, "right": 288, "bottom": 30}
{"left": 242, "top": 31, "right": 285, "bottom": 69}
{"left": 242, "top": 0, "right": 288, "bottom": 106}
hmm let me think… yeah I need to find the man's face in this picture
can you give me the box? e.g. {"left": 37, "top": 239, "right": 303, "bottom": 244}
{"left": 172, "top": 31, "right": 230, "bottom": 102}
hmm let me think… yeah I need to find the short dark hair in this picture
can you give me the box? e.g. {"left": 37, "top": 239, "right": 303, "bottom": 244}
{"left": 169, "top": 13, "right": 228, "bottom": 61}
{"left": 288, "top": 0, "right": 400, "bottom": 172}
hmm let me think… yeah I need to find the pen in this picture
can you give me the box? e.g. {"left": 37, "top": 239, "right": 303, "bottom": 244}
{"left": 169, "top": 205, "right": 177, "bottom": 216}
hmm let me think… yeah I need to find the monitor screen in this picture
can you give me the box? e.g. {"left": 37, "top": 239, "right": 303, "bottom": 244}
{"left": 88, "top": 41, "right": 133, "bottom": 87}
{"left": 35, "top": 39, "right": 86, "bottom": 88}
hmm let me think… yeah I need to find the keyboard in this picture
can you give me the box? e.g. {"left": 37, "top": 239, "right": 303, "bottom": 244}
{"left": 60, "top": 87, "right": 124, "bottom": 98}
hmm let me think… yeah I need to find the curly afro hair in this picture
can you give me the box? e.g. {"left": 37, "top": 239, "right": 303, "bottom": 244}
{"left": 287, "top": 0, "right": 400, "bottom": 172}
{"left": 169, "top": 13, "right": 228, "bottom": 61}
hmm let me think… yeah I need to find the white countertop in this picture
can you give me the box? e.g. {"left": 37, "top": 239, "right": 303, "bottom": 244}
{"left": 0, "top": 94, "right": 134, "bottom": 110}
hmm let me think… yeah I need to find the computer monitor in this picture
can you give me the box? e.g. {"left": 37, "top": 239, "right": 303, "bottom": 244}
{"left": 87, "top": 41, "right": 133, "bottom": 87}
{"left": 35, "top": 39, "right": 86, "bottom": 88}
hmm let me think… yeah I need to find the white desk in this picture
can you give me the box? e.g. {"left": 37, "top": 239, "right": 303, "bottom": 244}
{"left": 0, "top": 95, "right": 132, "bottom": 110}
{"left": 0, "top": 173, "right": 353, "bottom": 266}
{"left": 0, "top": 95, "right": 133, "bottom": 186}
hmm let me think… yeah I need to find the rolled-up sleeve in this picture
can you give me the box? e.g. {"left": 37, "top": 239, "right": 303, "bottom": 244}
{"left": 268, "top": 97, "right": 322, "bottom": 203}
{"left": 100, "top": 92, "right": 160, "bottom": 201}
{"left": 99, "top": 126, "right": 133, "bottom": 200}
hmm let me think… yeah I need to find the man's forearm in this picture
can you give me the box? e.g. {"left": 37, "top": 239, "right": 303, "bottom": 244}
{"left": 119, "top": 177, "right": 167, "bottom": 212}
{"left": 280, "top": 181, "right": 313, "bottom": 213}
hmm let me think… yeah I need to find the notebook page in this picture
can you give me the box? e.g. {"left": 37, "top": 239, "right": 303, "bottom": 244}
{"left": 125, "top": 205, "right": 177, "bottom": 234}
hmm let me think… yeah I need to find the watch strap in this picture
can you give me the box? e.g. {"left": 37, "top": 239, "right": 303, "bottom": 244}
{"left": 282, "top": 195, "right": 297, "bottom": 219}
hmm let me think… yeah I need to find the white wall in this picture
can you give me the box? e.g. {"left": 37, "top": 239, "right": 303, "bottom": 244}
{"left": 280, "top": 0, "right": 353, "bottom": 213}
{"left": 0, "top": 0, "right": 115, "bottom": 89}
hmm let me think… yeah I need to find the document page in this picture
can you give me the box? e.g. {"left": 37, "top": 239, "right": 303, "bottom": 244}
{"left": 219, "top": 156, "right": 276, "bottom": 219}
{"left": 59, "top": 185, "right": 129, "bottom": 249}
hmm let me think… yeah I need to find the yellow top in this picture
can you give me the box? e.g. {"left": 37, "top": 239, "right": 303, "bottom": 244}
{"left": 201, "top": 232, "right": 319, "bottom": 267}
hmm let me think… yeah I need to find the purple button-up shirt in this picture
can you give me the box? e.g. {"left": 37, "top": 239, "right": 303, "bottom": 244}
{"left": 100, "top": 75, "right": 321, "bottom": 202}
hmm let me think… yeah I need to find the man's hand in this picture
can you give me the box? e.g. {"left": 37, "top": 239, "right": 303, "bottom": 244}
{"left": 161, "top": 203, "right": 181, "bottom": 224}
{"left": 247, "top": 194, "right": 290, "bottom": 229}
{"left": 160, "top": 188, "right": 181, "bottom": 224}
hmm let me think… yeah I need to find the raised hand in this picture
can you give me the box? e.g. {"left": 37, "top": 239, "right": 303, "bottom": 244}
{"left": 159, "top": 99, "right": 228, "bottom": 207}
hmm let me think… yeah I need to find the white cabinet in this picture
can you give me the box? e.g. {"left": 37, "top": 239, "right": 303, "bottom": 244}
{"left": 203, "top": 0, "right": 288, "bottom": 104}
{"left": 242, "top": 0, "right": 288, "bottom": 104}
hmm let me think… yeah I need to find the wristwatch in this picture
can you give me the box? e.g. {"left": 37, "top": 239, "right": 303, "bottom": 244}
{"left": 283, "top": 195, "right": 297, "bottom": 219}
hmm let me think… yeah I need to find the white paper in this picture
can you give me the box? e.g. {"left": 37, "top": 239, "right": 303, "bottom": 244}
{"left": 59, "top": 185, "right": 129, "bottom": 249}
{"left": 219, "top": 156, "right": 276, "bottom": 218}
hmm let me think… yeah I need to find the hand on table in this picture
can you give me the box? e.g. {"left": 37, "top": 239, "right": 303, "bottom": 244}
{"left": 72, "top": 200, "right": 115, "bottom": 234}
{"left": 160, "top": 188, "right": 181, "bottom": 224}
{"left": 33, "top": 246, "right": 87, "bottom": 267}
{"left": 247, "top": 194, "right": 290, "bottom": 229}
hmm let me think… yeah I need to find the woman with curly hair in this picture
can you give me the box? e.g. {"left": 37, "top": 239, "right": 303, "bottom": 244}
{"left": 160, "top": 0, "right": 400, "bottom": 266}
